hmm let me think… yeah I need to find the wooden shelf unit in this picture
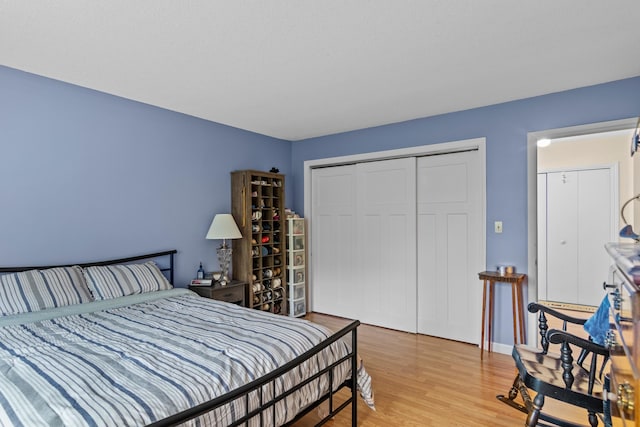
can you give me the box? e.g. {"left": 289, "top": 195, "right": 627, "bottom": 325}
{"left": 231, "top": 170, "right": 287, "bottom": 315}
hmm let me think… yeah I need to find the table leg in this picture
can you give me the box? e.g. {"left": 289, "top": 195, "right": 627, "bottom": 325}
{"left": 511, "top": 282, "right": 518, "bottom": 345}
{"left": 488, "top": 280, "right": 495, "bottom": 353}
{"left": 517, "top": 279, "right": 526, "bottom": 344}
{"left": 481, "top": 279, "right": 487, "bottom": 359}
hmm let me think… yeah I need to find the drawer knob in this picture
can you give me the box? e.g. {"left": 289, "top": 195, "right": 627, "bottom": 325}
{"left": 617, "top": 382, "right": 635, "bottom": 415}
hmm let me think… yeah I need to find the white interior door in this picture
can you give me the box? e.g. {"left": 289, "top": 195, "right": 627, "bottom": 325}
{"left": 311, "top": 165, "right": 357, "bottom": 319}
{"left": 539, "top": 166, "right": 617, "bottom": 307}
{"left": 416, "top": 151, "right": 483, "bottom": 343}
{"left": 577, "top": 168, "right": 616, "bottom": 306}
{"left": 546, "top": 171, "right": 579, "bottom": 303}
{"left": 356, "top": 158, "right": 417, "bottom": 332}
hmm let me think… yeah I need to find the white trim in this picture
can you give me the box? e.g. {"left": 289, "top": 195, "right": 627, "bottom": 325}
{"left": 488, "top": 342, "right": 513, "bottom": 356}
{"left": 304, "top": 138, "right": 484, "bottom": 169}
{"left": 538, "top": 163, "right": 619, "bottom": 174}
{"left": 527, "top": 117, "right": 637, "bottom": 346}
{"left": 304, "top": 137, "right": 487, "bottom": 313}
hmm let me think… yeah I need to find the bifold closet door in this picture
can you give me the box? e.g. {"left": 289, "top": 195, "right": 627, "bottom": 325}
{"left": 311, "top": 158, "right": 417, "bottom": 332}
{"left": 356, "top": 158, "right": 417, "bottom": 332}
{"left": 416, "top": 151, "right": 482, "bottom": 343}
{"left": 310, "top": 165, "right": 358, "bottom": 320}
{"left": 542, "top": 168, "right": 615, "bottom": 307}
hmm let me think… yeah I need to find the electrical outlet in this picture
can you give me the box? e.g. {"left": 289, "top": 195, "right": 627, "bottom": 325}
{"left": 494, "top": 221, "right": 503, "bottom": 233}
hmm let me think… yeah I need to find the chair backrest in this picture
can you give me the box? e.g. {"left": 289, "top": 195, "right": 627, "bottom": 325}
{"left": 529, "top": 303, "right": 609, "bottom": 389}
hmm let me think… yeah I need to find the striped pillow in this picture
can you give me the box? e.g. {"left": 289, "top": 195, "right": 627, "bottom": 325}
{"left": 0, "top": 266, "right": 93, "bottom": 316}
{"left": 83, "top": 261, "right": 173, "bottom": 300}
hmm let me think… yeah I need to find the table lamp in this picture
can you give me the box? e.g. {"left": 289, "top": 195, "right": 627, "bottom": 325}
{"left": 206, "top": 214, "right": 242, "bottom": 285}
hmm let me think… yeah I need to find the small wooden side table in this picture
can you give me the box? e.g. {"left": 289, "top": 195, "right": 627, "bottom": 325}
{"left": 478, "top": 271, "right": 527, "bottom": 359}
{"left": 189, "top": 280, "right": 247, "bottom": 307}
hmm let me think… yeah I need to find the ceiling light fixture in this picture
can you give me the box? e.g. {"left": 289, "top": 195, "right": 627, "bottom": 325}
{"left": 536, "top": 138, "right": 552, "bottom": 148}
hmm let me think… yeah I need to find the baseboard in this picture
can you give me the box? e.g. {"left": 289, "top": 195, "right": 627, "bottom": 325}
{"left": 488, "top": 342, "right": 512, "bottom": 355}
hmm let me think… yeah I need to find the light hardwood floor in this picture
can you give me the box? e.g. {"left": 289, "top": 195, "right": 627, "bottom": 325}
{"left": 294, "top": 312, "right": 592, "bottom": 427}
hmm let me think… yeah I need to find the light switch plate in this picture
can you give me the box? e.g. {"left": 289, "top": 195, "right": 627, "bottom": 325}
{"left": 494, "top": 221, "right": 503, "bottom": 233}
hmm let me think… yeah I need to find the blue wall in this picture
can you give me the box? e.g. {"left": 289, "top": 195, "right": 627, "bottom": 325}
{"left": 0, "top": 66, "right": 291, "bottom": 286}
{"left": 2, "top": 63, "right": 639, "bottom": 345}
{"left": 291, "top": 76, "right": 640, "bottom": 344}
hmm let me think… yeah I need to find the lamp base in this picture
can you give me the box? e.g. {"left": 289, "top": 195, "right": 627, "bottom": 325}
{"left": 217, "top": 243, "right": 233, "bottom": 285}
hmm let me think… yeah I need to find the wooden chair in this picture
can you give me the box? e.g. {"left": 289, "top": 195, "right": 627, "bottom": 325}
{"left": 497, "top": 303, "right": 611, "bottom": 427}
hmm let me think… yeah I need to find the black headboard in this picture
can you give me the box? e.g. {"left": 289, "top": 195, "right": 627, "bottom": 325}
{"left": 0, "top": 250, "right": 178, "bottom": 284}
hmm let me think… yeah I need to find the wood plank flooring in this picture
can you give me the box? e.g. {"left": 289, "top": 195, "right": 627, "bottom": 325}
{"left": 293, "top": 313, "right": 592, "bottom": 427}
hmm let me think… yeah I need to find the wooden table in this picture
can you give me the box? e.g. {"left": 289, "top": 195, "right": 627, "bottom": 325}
{"left": 478, "top": 271, "right": 526, "bottom": 359}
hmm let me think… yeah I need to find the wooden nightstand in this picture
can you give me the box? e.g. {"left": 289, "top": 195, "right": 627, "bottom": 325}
{"left": 189, "top": 280, "right": 247, "bottom": 307}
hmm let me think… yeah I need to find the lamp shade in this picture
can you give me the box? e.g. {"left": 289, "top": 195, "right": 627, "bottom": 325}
{"left": 206, "top": 214, "right": 242, "bottom": 240}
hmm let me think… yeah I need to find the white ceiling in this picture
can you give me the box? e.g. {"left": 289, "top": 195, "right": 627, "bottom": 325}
{"left": 1, "top": 1, "right": 639, "bottom": 141}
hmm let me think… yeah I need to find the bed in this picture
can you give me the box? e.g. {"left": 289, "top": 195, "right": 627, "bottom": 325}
{"left": 0, "top": 250, "right": 374, "bottom": 426}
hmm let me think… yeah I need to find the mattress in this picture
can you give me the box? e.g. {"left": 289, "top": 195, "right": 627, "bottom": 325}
{"left": 0, "top": 288, "right": 365, "bottom": 426}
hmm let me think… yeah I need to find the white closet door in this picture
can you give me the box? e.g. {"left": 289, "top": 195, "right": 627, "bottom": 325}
{"left": 546, "top": 171, "right": 579, "bottom": 303}
{"left": 311, "top": 165, "right": 357, "bottom": 319}
{"left": 576, "top": 168, "right": 613, "bottom": 306}
{"left": 544, "top": 168, "right": 615, "bottom": 307}
{"left": 356, "top": 158, "right": 417, "bottom": 332}
{"left": 310, "top": 149, "right": 483, "bottom": 336}
{"left": 416, "top": 151, "right": 482, "bottom": 343}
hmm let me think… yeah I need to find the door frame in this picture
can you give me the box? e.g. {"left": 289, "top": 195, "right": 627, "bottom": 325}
{"left": 304, "top": 138, "right": 487, "bottom": 312}
{"left": 526, "top": 117, "right": 638, "bottom": 345}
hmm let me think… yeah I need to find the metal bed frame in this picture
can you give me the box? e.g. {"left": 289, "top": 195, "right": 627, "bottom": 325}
{"left": 0, "top": 250, "right": 360, "bottom": 427}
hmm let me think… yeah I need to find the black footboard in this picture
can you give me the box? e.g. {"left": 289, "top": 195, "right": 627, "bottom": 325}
{"left": 149, "top": 320, "right": 360, "bottom": 427}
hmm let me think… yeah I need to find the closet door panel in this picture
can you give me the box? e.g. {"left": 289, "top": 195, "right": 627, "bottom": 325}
{"left": 576, "top": 168, "right": 613, "bottom": 306}
{"left": 446, "top": 213, "right": 470, "bottom": 327}
{"left": 417, "top": 212, "right": 472, "bottom": 337}
{"left": 357, "top": 158, "right": 417, "bottom": 332}
{"left": 311, "top": 166, "right": 358, "bottom": 319}
{"left": 417, "top": 213, "right": 438, "bottom": 330}
{"left": 417, "top": 151, "right": 482, "bottom": 343}
{"left": 546, "top": 171, "right": 579, "bottom": 303}
{"left": 360, "top": 214, "right": 383, "bottom": 320}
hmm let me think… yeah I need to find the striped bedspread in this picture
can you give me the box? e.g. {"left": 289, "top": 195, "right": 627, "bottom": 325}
{"left": 0, "top": 289, "right": 365, "bottom": 426}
